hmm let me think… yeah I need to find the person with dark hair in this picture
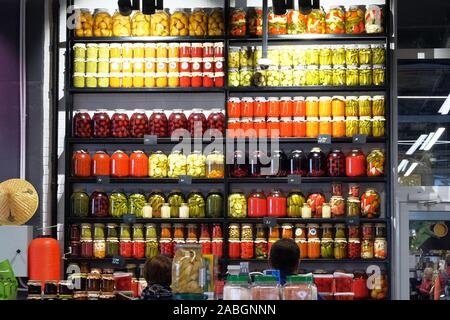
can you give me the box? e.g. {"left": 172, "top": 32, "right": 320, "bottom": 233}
{"left": 141, "top": 254, "right": 173, "bottom": 300}
{"left": 268, "top": 238, "right": 300, "bottom": 285}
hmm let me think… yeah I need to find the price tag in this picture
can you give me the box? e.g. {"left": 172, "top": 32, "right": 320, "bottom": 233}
{"left": 263, "top": 217, "right": 277, "bottom": 228}
{"left": 96, "top": 175, "right": 110, "bottom": 184}
{"left": 144, "top": 135, "right": 157, "bottom": 145}
{"left": 346, "top": 217, "right": 360, "bottom": 226}
{"left": 178, "top": 175, "right": 192, "bottom": 185}
{"left": 287, "top": 175, "right": 302, "bottom": 185}
{"left": 111, "top": 256, "right": 126, "bottom": 267}
{"left": 353, "top": 134, "right": 367, "bottom": 144}
{"left": 123, "top": 214, "right": 137, "bottom": 224}
{"left": 317, "top": 134, "right": 331, "bottom": 144}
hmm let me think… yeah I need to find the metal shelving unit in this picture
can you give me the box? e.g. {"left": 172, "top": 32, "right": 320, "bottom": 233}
{"left": 62, "top": 0, "right": 393, "bottom": 298}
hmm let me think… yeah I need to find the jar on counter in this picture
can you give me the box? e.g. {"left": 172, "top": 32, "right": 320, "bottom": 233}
{"left": 187, "top": 191, "right": 206, "bottom": 218}
{"left": 267, "top": 189, "right": 287, "bottom": 217}
{"left": 248, "top": 190, "right": 267, "bottom": 217}
{"left": 206, "top": 190, "right": 223, "bottom": 218}
{"left": 346, "top": 149, "right": 366, "bottom": 177}
{"left": 307, "top": 147, "right": 326, "bottom": 177}
{"left": 89, "top": 190, "right": 109, "bottom": 217}
{"left": 287, "top": 190, "right": 306, "bottom": 218}
{"left": 111, "top": 110, "right": 130, "bottom": 138}
{"left": 206, "top": 150, "right": 224, "bottom": 178}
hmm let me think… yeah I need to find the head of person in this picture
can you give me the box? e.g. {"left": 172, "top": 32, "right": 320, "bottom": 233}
{"left": 143, "top": 254, "right": 172, "bottom": 287}
{"left": 269, "top": 238, "right": 300, "bottom": 275}
{"left": 423, "top": 267, "right": 434, "bottom": 280}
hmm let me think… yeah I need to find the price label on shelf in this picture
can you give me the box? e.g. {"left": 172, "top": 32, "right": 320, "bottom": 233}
{"left": 317, "top": 134, "right": 331, "bottom": 144}
{"left": 178, "top": 175, "right": 192, "bottom": 185}
{"left": 123, "top": 214, "right": 137, "bottom": 224}
{"left": 111, "top": 256, "right": 126, "bottom": 268}
{"left": 96, "top": 175, "right": 110, "bottom": 184}
{"left": 287, "top": 175, "right": 302, "bottom": 185}
{"left": 353, "top": 134, "right": 367, "bottom": 144}
{"left": 144, "top": 135, "right": 157, "bottom": 145}
{"left": 346, "top": 217, "right": 360, "bottom": 226}
{"left": 263, "top": 217, "right": 277, "bottom": 228}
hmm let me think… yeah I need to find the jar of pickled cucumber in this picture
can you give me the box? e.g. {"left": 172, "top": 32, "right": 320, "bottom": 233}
{"left": 266, "top": 66, "right": 281, "bottom": 87}
{"left": 346, "top": 65, "right": 359, "bottom": 86}
{"left": 345, "top": 45, "right": 359, "bottom": 65}
{"left": 358, "top": 44, "right": 372, "bottom": 65}
{"left": 239, "top": 67, "right": 254, "bottom": 87}
{"left": 319, "top": 46, "right": 332, "bottom": 66}
{"left": 306, "top": 47, "right": 319, "bottom": 66}
{"left": 228, "top": 47, "right": 240, "bottom": 68}
{"left": 187, "top": 190, "right": 206, "bottom": 218}
{"left": 358, "top": 96, "right": 372, "bottom": 117}
{"left": 148, "top": 190, "right": 166, "bottom": 218}
{"left": 229, "top": 189, "right": 247, "bottom": 218}
{"left": 287, "top": 190, "right": 306, "bottom": 218}
{"left": 359, "top": 117, "right": 372, "bottom": 136}
{"left": 305, "top": 66, "right": 319, "bottom": 86}
{"left": 168, "top": 150, "right": 187, "bottom": 178}
{"left": 168, "top": 190, "right": 185, "bottom": 218}
{"left": 345, "top": 96, "right": 359, "bottom": 117}
{"left": 149, "top": 150, "right": 168, "bottom": 178}
{"left": 228, "top": 68, "right": 240, "bottom": 87}
{"left": 319, "top": 66, "right": 333, "bottom": 86}
{"left": 331, "top": 45, "right": 345, "bottom": 66}
{"left": 359, "top": 65, "right": 373, "bottom": 86}
{"left": 187, "top": 150, "right": 206, "bottom": 177}
{"left": 372, "top": 116, "right": 385, "bottom": 137}
{"left": 280, "top": 67, "right": 294, "bottom": 86}
{"left": 332, "top": 66, "right": 346, "bottom": 86}
{"left": 206, "top": 190, "right": 223, "bottom": 218}
{"left": 371, "top": 44, "right": 385, "bottom": 65}
{"left": 293, "top": 66, "right": 307, "bottom": 86}
{"left": 373, "top": 65, "right": 385, "bottom": 86}
{"left": 372, "top": 96, "right": 385, "bottom": 116}
{"left": 345, "top": 117, "right": 359, "bottom": 137}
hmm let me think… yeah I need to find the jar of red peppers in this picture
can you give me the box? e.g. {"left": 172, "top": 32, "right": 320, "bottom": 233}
{"left": 73, "top": 150, "right": 91, "bottom": 177}
{"left": 206, "top": 108, "right": 225, "bottom": 135}
{"left": 92, "top": 150, "right": 110, "bottom": 176}
{"left": 111, "top": 110, "right": 130, "bottom": 138}
{"left": 92, "top": 109, "right": 111, "bottom": 138}
{"left": 188, "top": 108, "right": 207, "bottom": 137}
{"left": 230, "top": 8, "right": 247, "bottom": 36}
{"left": 212, "top": 224, "right": 223, "bottom": 239}
{"left": 307, "top": 147, "right": 327, "bottom": 177}
{"left": 119, "top": 224, "right": 132, "bottom": 258}
{"left": 267, "top": 189, "right": 287, "bottom": 217}
{"left": 148, "top": 109, "right": 168, "bottom": 137}
{"left": 228, "top": 239, "right": 241, "bottom": 259}
{"left": 327, "top": 149, "right": 346, "bottom": 177}
{"left": 270, "top": 150, "right": 288, "bottom": 176}
{"left": 111, "top": 150, "right": 130, "bottom": 177}
{"left": 130, "top": 109, "right": 148, "bottom": 138}
{"left": 130, "top": 150, "right": 148, "bottom": 177}
{"left": 241, "top": 240, "right": 254, "bottom": 259}
{"left": 288, "top": 149, "right": 308, "bottom": 176}
{"left": 168, "top": 109, "right": 188, "bottom": 136}
{"left": 307, "top": 192, "right": 326, "bottom": 218}
{"left": 348, "top": 238, "right": 361, "bottom": 259}
{"left": 248, "top": 189, "right": 267, "bottom": 217}
{"left": 73, "top": 110, "right": 92, "bottom": 138}
{"left": 90, "top": 190, "right": 109, "bottom": 217}
{"left": 346, "top": 149, "right": 366, "bottom": 177}
{"left": 229, "top": 150, "right": 248, "bottom": 177}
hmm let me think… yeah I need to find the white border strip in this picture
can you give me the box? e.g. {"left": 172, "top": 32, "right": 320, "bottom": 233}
{"left": 19, "top": 0, "right": 26, "bottom": 179}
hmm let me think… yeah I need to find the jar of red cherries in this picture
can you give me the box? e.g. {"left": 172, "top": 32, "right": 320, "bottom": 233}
{"left": 188, "top": 108, "right": 207, "bottom": 137}
{"left": 111, "top": 110, "right": 130, "bottom": 138}
{"left": 327, "top": 149, "right": 346, "bottom": 177}
{"left": 206, "top": 108, "right": 225, "bottom": 135}
{"left": 229, "top": 150, "right": 249, "bottom": 177}
{"left": 92, "top": 109, "right": 111, "bottom": 138}
{"left": 307, "top": 147, "right": 327, "bottom": 177}
{"left": 130, "top": 109, "right": 148, "bottom": 138}
{"left": 168, "top": 109, "right": 188, "bottom": 136}
{"left": 270, "top": 150, "right": 288, "bottom": 177}
{"left": 288, "top": 149, "right": 308, "bottom": 176}
{"left": 148, "top": 109, "right": 168, "bottom": 137}
{"left": 73, "top": 110, "right": 92, "bottom": 138}
{"left": 346, "top": 149, "right": 366, "bottom": 177}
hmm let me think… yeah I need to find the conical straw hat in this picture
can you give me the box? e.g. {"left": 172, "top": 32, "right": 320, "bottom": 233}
{"left": 0, "top": 179, "right": 39, "bottom": 225}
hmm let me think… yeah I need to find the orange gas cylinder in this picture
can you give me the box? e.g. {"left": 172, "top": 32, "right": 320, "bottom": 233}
{"left": 28, "top": 236, "right": 60, "bottom": 288}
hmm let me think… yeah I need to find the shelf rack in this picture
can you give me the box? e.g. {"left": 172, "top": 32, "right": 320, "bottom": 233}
{"left": 62, "top": 0, "right": 393, "bottom": 298}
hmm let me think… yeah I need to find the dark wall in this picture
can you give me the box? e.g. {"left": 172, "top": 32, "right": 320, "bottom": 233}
{"left": 0, "top": 0, "right": 20, "bottom": 181}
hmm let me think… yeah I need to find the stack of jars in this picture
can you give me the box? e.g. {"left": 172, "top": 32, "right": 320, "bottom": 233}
{"left": 72, "top": 149, "right": 225, "bottom": 179}
{"left": 73, "top": 109, "right": 225, "bottom": 138}
{"left": 227, "top": 95, "right": 385, "bottom": 139}
{"left": 228, "top": 44, "right": 385, "bottom": 88}
{"left": 73, "top": 41, "right": 224, "bottom": 88}
{"left": 228, "top": 224, "right": 268, "bottom": 259}
{"left": 71, "top": 189, "right": 223, "bottom": 219}
{"left": 72, "top": 223, "right": 223, "bottom": 259}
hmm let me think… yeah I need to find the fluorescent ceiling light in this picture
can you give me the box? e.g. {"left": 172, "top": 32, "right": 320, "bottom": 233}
{"left": 404, "top": 162, "right": 418, "bottom": 177}
{"left": 438, "top": 94, "right": 450, "bottom": 115}
{"left": 406, "top": 134, "right": 428, "bottom": 155}
{"left": 423, "top": 127, "right": 446, "bottom": 151}
{"left": 397, "top": 159, "right": 409, "bottom": 172}
{"left": 419, "top": 132, "right": 435, "bottom": 150}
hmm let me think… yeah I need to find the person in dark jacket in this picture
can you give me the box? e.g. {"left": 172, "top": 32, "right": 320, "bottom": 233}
{"left": 141, "top": 254, "right": 173, "bottom": 300}
{"left": 269, "top": 238, "right": 300, "bottom": 285}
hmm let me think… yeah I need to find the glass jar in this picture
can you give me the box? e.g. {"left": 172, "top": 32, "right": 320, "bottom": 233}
{"left": 75, "top": 10, "right": 93, "bottom": 38}
{"left": 167, "top": 150, "right": 187, "bottom": 178}
{"left": 306, "top": 117, "right": 319, "bottom": 138}
{"left": 288, "top": 150, "right": 308, "bottom": 176}
{"left": 319, "top": 66, "right": 333, "bottom": 86}
{"left": 348, "top": 225, "right": 360, "bottom": 238}
{"left": 321, "top": 238, "right": 334, "bottom": 258}
{"left": 132, "top": 224, "right": 145, "bottom": 258}
{"left": 119, "top": 224, "right": 132, "bottom": 257}
{"left": 229, "top": 150, "right": 249, "bottom": 177}
{"left": 268, "top": 9, "right": 287, "bottom": 35}
{"left": 73, "top": 110, "right": 92, "bottom": 138}
{"left": 305, "top": 66, "right": 319, "bottom": 86}
{"left": 105, "top": 224, "right": 119, "bottom": 258}
{"left": 367, "top": 149, "right": 385, "bottom": 177}
{"left": 148, "top": 109, "right": 168, "bottom": 138}
{"left": 362, "top": 223, "right": 374, "bottom": 239}
{"left": 361, "top": 239, "right": 374, "bottom": 259}
{"left": 91, "top": 150, "right": 110, "bottom": 177}
{"left": 72, "top": 150, "right": 91, "bottom": 177}
{"left": 361, "top": 189, "right": 381, "bottom": 219}
{"left": 345, "top": 117, "right": 359, "bottom": 137}
{"left": 269, "top": 150, "right": 287, "bottom": 177}
{"left": 371, "top": 44, "right": 385, "bottom": 64}
{"left": 287, "top": 190, "right": 306, "bottom": 218}
{"left": 150, "top": 10, "right": 169, "bottom": 36}
{"left": 248, "top": 190, "right": 267, "bottom": 218}
{"left": 307, "top": 193, "right": 326, "bottom": 218}
{"left": 345, "top": 6, "right": 365, "bottom": 34}
{"left": 330, "top": 195, "right": 345, "bottom": 218}
{"left": 307, "top": 147, "right": 326, "bottom": 177}
{"left": 307, "top": 239, "right": 321, "bottom": 259}
{"left": 206, "top": 150, "right": 224, "bottom": 178}
{"left": 267, "top": 189, "right": 287, "bottom": 217}
{"left": 333, "top": 239, "right": 347, "bottom": 259}
{"left": 91, "top": 110, "right": 110, "bottom": 138}
{"left": 346, "top": 65, "right": 359, "bottom": 86}
{"left": 346, "top": 149, "right": 366, "bottom": 177}
{"left": 130, "top": 110, "right": 148, "bottom": 138}
{"left": 89, "top": 190, "right": 109, "bottom": 217}
{"left": 372, "top": 96, "right": 385, "bottom": 117}
{"left": 228, "top": 68, "right": 240, "bottom": 87}
{"left": 169, "top": 8, "right": 188, "bottom": 36}
{"left": 373, "top": 65, "right": 385, "bottom": 86}
{"left": 160, "top": 223, "right": 172, "bottom": 239}
{"left": 347, "top": 197, "right": 361, "bottom": 217}
{"left": 374, "top": 237, "right": 387, "bottom": 259}
{"left": 358, "top": 117, "right": 372, "bottom": 136}
{"left": 307, "top": 9, "right": 325, "bottom": 34}
{"left": 167, "top": 190, "right": 185, "bottom": 218}
{"left": 301, "top": 203, "right": 312, "bottom": 219}
{"left": 208, "top": 8, "right": 224, "bottom": 36}
{"left": 172, "top": 223, "right": 184, "bottom": 240}
{"left": 372, "top": 116, "right": 385, "bottom": 137}
{"left": 206, "top": 109, "right": 225, "bottom": 135}
{"left": 111, "top": 150, "right": 129, "bottom": 177}
{"left": 148, "top": 150, "right": 168, "bottom": 178}
{"left": 147, "top": 191, "right": 165, "bottom": 218}
{"left": 131, "top": 11, "right": 150, "bottom": 36}
{"left": 326, "top": 149, "right": 345, "bottom": 177}
{"left": 187, "top": 150, "right": 206, "bottom": 178}
{"left": 109, "top": 190, "right": 128, "bottom": 218}
{"left": 128, "top": 192, "right": 146, "bottom": 217}
{"left": 283, "top": 275, "right": 314, "bottom": 300}
{"left": 348, "top": 183, "right": 361, "bottom": 199}
{"left": 228, "top": 223, "right": 240, "bottom": 240}
{"left": 332, "top": 66, "right": 346, "bottom": 86}
{"left": 168, "top": 109, "right": 188, "bottom": 136}
{"left": 187, "top": 191, "right": 206, "bottom": 218}
{"left": 249, "top": 150, "right": 270, "bottom": 177}
{"left": 188, "top": 109, "right": 207, "bottom": 137}
{"left": 206, "top": 190, "right": 223, "bottom": 218}
{"left": 228, "top": 190, "right": 247, "bottom": 218}
{"left": 281, "top": 224, "right": 294, "bottom": 239}
{"left": 326, "top": 6, "right": 345, "bottom": 34}
{"left": 111, "top": 110, "right": 130, "bottom": 138}
{"left": 71, "top": 190, "right": 89, "bottom": 217}
{"left": 318, "top": 117, "right": 332, "bottom": 135}
{"left": 359, "top": 65, "right": 372, "bottom": 86}
{"left": 186, "top": 224, "right": 199, "bottom": 241}
{"left": 348, "top": 239, "right": 361, "bottom": 259}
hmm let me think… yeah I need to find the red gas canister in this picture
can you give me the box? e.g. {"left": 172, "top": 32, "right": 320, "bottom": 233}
{"left": 28, "top": 236, "right": 60, "bottom": 289}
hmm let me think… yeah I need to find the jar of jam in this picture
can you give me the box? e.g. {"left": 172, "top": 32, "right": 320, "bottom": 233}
{"left": 250, "top": 150, "right": 270, "bottom": 177}
{"left": 73, "top": 150, "right": 91, "bottom": 177}
{"left": 73, "top": 110, "right": 92, "bottom": 138}
{"left": 270, "top": 150, "right": 288, "bottom": 176}
{"left": 362, "top": 223, "right": 374, "bottom": 239}
{"left": 248, "top": 190, "right": 267, "bottom": 217}
{"left": 230, "top": 150, "right": 249, "bottom": 177}
{"left": 111, "top": 110, "right": 130, "bottom": 138}
{"left": 267, "top": 97, "right": 280, "bottom": 118}
{"left": 346, "top": 149, "right": 366, "bottom": 177}
{"left": 92, "top": 150, "right": 111, "bottom": 176}
{"left": 307, "top": 147, "right": 326, "bottom": 177}
{"left": 130, "top": 110, "right": 148, "bottom": 138}
{"left": 288, "top": 149, "right": 307, "bottom": 176}
{"left": 206, "top": 109, "right": 225, "bottom": 135}
{"left": 130, "top": 150, "right": 148, "bottom": 177}
{"left": 267, "top": 189, "right": 287, "bottom": 217}
{"left": 281, "top": 224, "right": 294, "bottom": 239}
{"left": 92, "top": 109, "right": 110, "bottom": 138}
{"left": 168, "top": 109, "right": 188, "bottom": 136}
{"left": 327, "top": 149, "right": 345, "bottom": 177}
{"left": 188, "top": 108, "right": 207, "bottom": 137}
{"left": 111, "top": 150, "right": 130, "bottom": 177}
{"left": 89, "top": 190, "right": 109, "bottom": 217}
{"left": 348, "top": 239, "right": 361, "bottom": 259}
{"left": 148, "top": 109, "right": 168, "bottom": 137}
